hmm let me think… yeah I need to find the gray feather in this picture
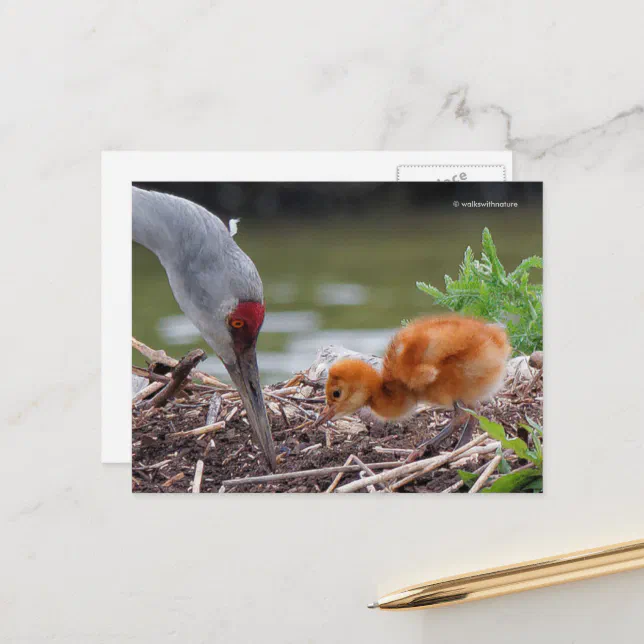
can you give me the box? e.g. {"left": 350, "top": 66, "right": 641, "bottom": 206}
{"left": 132, "top": 187, "right": 263, "bottom": 362}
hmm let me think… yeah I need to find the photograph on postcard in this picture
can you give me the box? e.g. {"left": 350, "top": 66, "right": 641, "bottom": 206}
{"left": 131, "top": 182, "right": 542, "bottom": 493}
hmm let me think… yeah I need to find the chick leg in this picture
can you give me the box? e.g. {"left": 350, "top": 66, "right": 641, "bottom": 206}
{"left": 453, "top": 401, "right": 482, "bottom": 448}
{"left": 405, "top": 402, "right": 468, "bottom": 463}
{"left": 454, "top": 413, "right": 474, "bottom": 449}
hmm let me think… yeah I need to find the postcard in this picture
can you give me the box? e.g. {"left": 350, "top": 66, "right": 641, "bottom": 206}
{"left": 103, "top": 153, "right": 543, "bottom": 495}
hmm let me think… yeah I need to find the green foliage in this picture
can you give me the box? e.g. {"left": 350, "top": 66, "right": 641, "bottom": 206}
{"left": 481, "top": 468, "right": 542, "bottom": 494}
{"left": 497, "top": 447, "right": 512, "bottom": 474}
{"left": 471, "top": 412, "right": 534, "bottom": 462}
{"left": 462, "top": 412, "right": 543, "bottom": 494}
{"left": 457, "top": 470, "right": 480, "bottom": 488}
{"left": 416, "top": 228, "right": 543, "bottom": 355}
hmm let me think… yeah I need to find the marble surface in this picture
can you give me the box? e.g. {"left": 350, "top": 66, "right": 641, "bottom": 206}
{"left": 2, "top": 2, "right": 644, "bottom": 643}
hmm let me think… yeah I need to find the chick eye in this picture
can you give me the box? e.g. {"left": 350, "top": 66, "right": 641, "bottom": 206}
{"left": 332, "top": 390, "right": 341, "bottom": 399}
{"left": 230, "top": 319, "right": 245, "bottom": 329}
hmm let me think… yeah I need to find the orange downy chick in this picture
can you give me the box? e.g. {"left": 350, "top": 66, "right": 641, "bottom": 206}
{"left": 318, "top": 316, "right": 511, "bottom": 442}
{"left": 384, "top": 315, "right": 511, "bottom": 408}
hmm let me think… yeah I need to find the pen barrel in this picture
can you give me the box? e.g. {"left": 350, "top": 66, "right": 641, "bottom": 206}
{"left": 378, "top": 539, "right": 644, "bottom": 610}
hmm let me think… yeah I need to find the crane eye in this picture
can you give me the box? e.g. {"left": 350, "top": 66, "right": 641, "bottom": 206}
{"left": 332, "top": 390, "right": 341, "bottom": 399}
{"left": 230, "top": 319, "right": 245, "bottom": 329}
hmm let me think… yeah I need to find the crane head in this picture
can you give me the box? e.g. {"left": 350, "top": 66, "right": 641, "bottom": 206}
{"left": 217, "top": 300, "right": 277, "bottom": 471}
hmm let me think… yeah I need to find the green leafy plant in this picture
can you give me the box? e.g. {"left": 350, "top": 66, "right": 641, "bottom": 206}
{"left": 457, "top": 412, "right": 543, "bottom": 493}
{"left": 416, "top": 228, "right": 542, "bottom": 355}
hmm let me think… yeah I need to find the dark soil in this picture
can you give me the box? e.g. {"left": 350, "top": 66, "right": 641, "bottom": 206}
{"left": 132, "top": 366, "right": 543, "bottom": 494}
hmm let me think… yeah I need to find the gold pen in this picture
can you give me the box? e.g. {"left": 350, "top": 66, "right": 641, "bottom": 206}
{"left": 369, "top": 538, "right": 644, "bottom": 611}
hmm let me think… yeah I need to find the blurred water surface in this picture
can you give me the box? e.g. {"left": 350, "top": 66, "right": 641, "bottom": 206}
{"left": 133, "top": 209, "right": 542, "bottom": 384}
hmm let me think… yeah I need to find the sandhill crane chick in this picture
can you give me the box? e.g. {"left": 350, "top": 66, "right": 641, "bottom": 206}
{"left": 316, "top": 315, "right": 511, "bottom": 457}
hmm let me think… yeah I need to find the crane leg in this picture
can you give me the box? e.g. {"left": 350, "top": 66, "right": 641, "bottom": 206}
{"left": 405, "top": 402, "right": 470, "bottom": 463}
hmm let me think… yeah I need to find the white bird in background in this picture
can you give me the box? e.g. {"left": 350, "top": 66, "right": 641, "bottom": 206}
{"left": 132, "top": 187, "right": 276, "bottom": 470}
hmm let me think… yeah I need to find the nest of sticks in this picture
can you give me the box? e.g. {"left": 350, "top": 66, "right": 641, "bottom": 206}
{"left": 131, "top": 338, "right": 543, "bottom": 494}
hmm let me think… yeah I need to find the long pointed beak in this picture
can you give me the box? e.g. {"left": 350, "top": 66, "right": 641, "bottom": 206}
{"left": 313, "top": 404, "right": 336, "bottom": 429}
{"left": 225, "top": 348, "right": 276, "bottom": 471}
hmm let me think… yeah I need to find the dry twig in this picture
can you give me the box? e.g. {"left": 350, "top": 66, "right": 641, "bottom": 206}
{"left": 448, "top": 443, "right": 500, "bottom": 468}
{"left": 132, "top": 459, "right": 172, "bottom": 472}
{"left": 167, "top": 421, "right": 226, "bottom": 439}
{"left": 132, "top": 381, "right": 165, "bottom": 405}
{"left": 300, "top": 443, "right": 322, "bottom": 454}
{"left": 442, "top": 461, "right": 490, "bottom": 493}
{"left": 337, "top": 434, "right": 490, "bottom": 493}
{"left": 132, "top": 337, "right": 231, "bottom": 389}
{"left": 390, "top": 436, "right": 498, "bottom": 492}
{"left": 374, "top": 446, "right": 413, "bottom": 457}
{"left": 192, "top": 460, "right": 204, "bottom": 493}
{"left": 469, "top": 454, "right": 503, "bottom": 493}
{"left": 222, "top": 461, "right": 401, "bottom": 487}
{"left": 141, "top": 349, "right": 206, "bottom": 409}
{"left": 350, "top": 454, "right": 387, "bottom": 492}
{"left": 325, "top": 456, "right": 353, "bottom": 493}
{"left": 161, "top": 472, "right": 185, "bottom": 487}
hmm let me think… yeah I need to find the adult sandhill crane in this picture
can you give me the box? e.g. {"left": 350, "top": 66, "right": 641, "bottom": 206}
{"left": 132, "top": 187, "right": 276, "bottom": 470}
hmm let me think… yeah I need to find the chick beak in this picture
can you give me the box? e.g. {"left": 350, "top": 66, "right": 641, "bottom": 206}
{"left": 225, "top": 347, "right": 276, "bottom": 471}
{"left": 314, "top": 404, "right": 336, "bottom": 428}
